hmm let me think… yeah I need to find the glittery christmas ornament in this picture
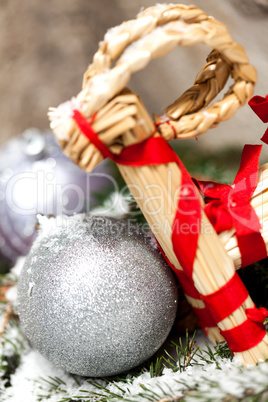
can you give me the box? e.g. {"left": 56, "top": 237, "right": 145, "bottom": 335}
{"left": 17, "top": 214, "right": 178, "bottom": 377}
{"left": 0, "top": 129, "right": 117, "bottom": 265}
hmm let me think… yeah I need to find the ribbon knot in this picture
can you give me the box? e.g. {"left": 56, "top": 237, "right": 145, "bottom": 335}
{"left": 249, "top": 94, "right": 268, "bottom": 144}
{"left": 195, "top": 144, "right": 267, "bottom": 267}
{"left": 246, "top": 306, "right": 268, "bottom": 324}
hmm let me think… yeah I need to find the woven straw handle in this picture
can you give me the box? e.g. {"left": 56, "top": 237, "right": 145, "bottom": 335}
{"left": 49, "top": 4, "right": 257, "bottom": 144}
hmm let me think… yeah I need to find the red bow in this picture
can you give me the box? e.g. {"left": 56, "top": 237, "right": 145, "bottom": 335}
{"left": 249, "top": 94, "right": 268, "bottom": 144}
{"left": 195, "top": 145, "right": 267, "bottom": 267}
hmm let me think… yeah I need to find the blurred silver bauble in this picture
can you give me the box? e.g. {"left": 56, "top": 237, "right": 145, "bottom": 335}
{"left": 17, "top": 214, "right": 178, "bottom": 377}
{"left": 0, "top": 129, "right": 117, "bottom": 265}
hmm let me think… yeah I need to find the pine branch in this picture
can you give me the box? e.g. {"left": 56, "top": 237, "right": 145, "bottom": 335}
{"left": 0, "top": 319, "right": 27, "bottom": 391}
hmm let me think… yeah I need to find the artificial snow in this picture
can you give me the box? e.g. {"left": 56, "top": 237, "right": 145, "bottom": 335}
{"left": 2, "top": 321, "right": 268, "bottom": 402}
{"left": 2, "top": 258, "right": 268, "bottom": 402}
{"left": 91, "top": 191, "right": 131, "bottom": 217}
{"left": 1, "top": 198, "right": 268, "bottom": 400}
{"left": 5, "top": 285, "right": 17, "bottom": 305}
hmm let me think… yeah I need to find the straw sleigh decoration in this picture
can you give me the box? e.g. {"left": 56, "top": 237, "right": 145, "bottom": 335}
{"left": 48, "top": 4, "right": 268, "bottom": 366}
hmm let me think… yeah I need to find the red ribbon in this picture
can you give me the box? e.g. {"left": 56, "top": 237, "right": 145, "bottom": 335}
{"left": 201, "top": 273, "right": 249, "bottom": 323}
{"left": 156, "top": 238, "right": 216, "bottom": 328}
{"left": 72, "top": 109, "right": 268, "bottom": 353}
{"left": 73, "top": 109, "right": 201, "bottom": 274}
{"left": 221, "top": 306, "right": 267, "bottom": 353}
{"left": 195, "top": 145, "right": 267, "bottom": 267}
{"left": 246, "top": 306, "right": 268, "bottom": 323}
{"left": 248, "top": 94, "right": 268, "bottom": 144}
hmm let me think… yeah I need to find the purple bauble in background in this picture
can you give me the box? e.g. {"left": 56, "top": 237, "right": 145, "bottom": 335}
{"left": 0, "top": 128, "right": 118, "bottom": 265}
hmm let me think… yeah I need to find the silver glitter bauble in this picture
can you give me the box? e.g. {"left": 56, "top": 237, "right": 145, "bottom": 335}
{"left": 17, "top": 214, "right": 178, "bottom": 377}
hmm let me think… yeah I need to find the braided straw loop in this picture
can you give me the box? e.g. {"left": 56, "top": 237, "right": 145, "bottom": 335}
{"left": 49, "top": 3, "right": 256, "bottom": 147}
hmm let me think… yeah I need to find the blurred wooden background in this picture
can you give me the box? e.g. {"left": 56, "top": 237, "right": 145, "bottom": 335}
{"left": 1, "top": 0, "right": 268, "bottom": 154}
